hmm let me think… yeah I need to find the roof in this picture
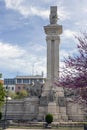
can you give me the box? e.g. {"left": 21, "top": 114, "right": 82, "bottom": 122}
{"left": 16, "top": 75, "right": 45, "bottom": 79}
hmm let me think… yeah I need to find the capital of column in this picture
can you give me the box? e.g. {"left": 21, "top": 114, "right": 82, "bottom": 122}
{"left": 46, "top": 35, "right": 60, "bottom": 41}
{"left": 44, "top": 25, "right": 62, "bottom": 36}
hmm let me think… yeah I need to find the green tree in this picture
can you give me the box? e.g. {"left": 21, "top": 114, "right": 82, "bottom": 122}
{"left": 7, "top": 91, "right": 16, "bottom": 99}
{"left": 45, "top": 114, "right": 53, "bottom": 124}
{"left": 0, "top": 82, "right": 6, "bottom": 110}
{"left": 15, "top": 90, "right": 28, "bottom": 99}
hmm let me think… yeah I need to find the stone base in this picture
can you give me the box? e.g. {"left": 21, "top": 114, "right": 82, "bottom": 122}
{"left": 47, "top": 102, "right": 58, "bottom": 121}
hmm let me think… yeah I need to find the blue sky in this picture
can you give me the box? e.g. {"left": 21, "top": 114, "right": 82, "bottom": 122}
{"left": 0, "top": 0, "right": 87, "bottom": 78}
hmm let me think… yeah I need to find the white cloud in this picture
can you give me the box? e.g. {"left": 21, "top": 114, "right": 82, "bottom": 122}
{"left": 58, "top": 6, "right": 70, "bottom": 21}
{"left": 60, "top": 48, "right": 78, "bottom": 60}
{"left": 63, "top": 30, "right": 77, "bottom": 38}
{"left": 30, "top": 44, "right": 46, "bottom": 52}
{"left": 5, "top": 0, "right": 69, "bottom": 21}
{"left": 5, "top": 0, "right": 22, "bottom": 8}
{"left": 0, "top": 42, "right": 25, "bottom": 58}
{"left": 60, "top": 50, "right": 69, "bottom": 59}
{"left": 5, "top": 0, "right": 49, "bottom": 19}
{"left": 0, "top": 41, "right": 46, "bottom": 77}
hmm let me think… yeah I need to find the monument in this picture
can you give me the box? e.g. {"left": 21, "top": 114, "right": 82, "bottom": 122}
{"left": 2, "top": 6, "right": 84, "bottom": 122}
{"left": 38, "top": 6, "right": 68, "bottom": 121}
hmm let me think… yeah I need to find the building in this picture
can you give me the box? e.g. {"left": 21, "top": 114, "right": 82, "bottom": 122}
{"left": 0, "top": 79, "right": 4, "bottom": 84}
{"left": 0, "top": 73, "right": 4, "bottom": 84}
{"left": 4, "top": 78, "right": 15, "bottom": 92}
{"left": 15, "top": 75, "right": 45, "bottom": 93}
{"left": 4, "top": 75, "right": 45, "bottom": 93}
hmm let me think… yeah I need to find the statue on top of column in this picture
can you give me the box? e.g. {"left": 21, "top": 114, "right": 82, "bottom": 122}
{"left": 50, "top": 6, "right": 58, "bottom": 24}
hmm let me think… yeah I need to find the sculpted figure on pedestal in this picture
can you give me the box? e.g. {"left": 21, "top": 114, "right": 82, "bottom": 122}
{"left": 30, "top": 82, "right": 43, "bottom": 98}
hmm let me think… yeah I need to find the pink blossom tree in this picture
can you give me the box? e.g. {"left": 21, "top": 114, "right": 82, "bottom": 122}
{"left": 56, "top": 32, "right": 87, "bottom": 104}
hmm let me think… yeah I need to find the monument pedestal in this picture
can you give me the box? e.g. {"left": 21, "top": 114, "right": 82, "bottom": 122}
{"left": 47, "top": 101, "right": 68, "bottom": 122}
{"left": 38, "top": 106, "right": 46, "bottom": 121}
{"left": 48, "top": 102, "right": 58, "bottom": 121}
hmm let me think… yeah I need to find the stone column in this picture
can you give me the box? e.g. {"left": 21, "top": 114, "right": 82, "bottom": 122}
{"left": 44, "top": 6, "right": 62, "bottom": 88}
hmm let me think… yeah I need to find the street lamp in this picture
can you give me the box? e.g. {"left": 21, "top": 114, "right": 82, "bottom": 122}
{"left": 3, "top": 86, "right": 8, "bottom": 129}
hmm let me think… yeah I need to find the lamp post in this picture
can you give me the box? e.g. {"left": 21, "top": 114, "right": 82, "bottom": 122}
{"left": 3, "top": 86, "right": 8, "bottom": 129}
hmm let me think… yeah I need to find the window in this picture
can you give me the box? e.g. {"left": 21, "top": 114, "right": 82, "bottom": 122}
{"left": 12, "top": 87, "right": 14, "bottom": 90}
{"left": 6, "top": 86, "right": 8, "bottom": 89}
{"left": 18, "top": 86, "right": 20, "bottom": 89}
{"left": 4, "top": 79, "right": 15, "bottom": 85}
{"left": 23, "top": 79, "right": 29, "bottom": 84}
{"left": 23, "top": 86, "right": 25, "bottom": 89}
{"left": 17, "top": 79, "right": 22, "bottom": 84}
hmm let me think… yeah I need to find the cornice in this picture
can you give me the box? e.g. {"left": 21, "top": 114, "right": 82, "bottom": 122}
{"left": 44, "top": 24, "right": 62, "bottom": 35}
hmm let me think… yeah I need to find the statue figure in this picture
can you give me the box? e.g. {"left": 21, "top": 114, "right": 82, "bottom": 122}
{"left": 50, "top": 6, "right": 58, "bottom": 24}
{"left": 30, "top": 81, "right": 43, "bottom": 98}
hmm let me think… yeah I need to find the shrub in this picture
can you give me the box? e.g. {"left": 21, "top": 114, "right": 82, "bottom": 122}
{"left": 45, "top": 113, "right": 53, "bottom": 124}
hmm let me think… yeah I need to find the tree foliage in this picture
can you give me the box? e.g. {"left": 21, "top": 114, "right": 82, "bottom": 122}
{"left": 7, "top": 91, "right": 16, "bottom": 99}
{"left": 56, "top": 32, "right": 87, "bottom": 104}
{"left": 45, "top": 114, "right": 53, "bottom": 124}
{"left": 0, "top": 82, "right": 6, "bottom": 109}
{"left": 14, "top": 90, "right": 28, "bottom": 99}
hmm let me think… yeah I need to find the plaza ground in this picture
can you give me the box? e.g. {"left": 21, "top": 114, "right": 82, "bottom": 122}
{"left": 6, "top": 127, "right": 84, "bottom": 130}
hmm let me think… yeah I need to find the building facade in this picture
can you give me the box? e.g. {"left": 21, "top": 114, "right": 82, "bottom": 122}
{"left": 15, "top": 75, "right": 45, "bottom": 93}
{"left": 4, "top": 75, "right": 45, "bottom": 93}
{"left": 4, "top": 78, "right": 15, "bottom": 92}
{"left": 0, "top": 79, "right": 4, "bottom": 84}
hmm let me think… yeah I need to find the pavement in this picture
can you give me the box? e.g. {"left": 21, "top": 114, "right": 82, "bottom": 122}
{"left": 6, "top": 128, "right": 84, "bottom": 130}
{"left": 6, "top": 129, "right": 51, "bottom": 130}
